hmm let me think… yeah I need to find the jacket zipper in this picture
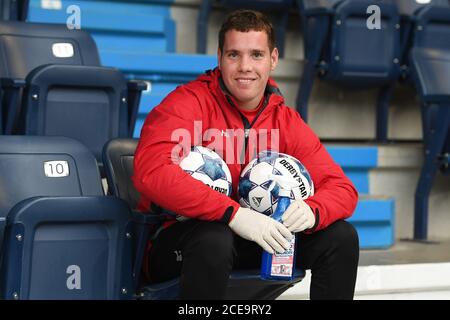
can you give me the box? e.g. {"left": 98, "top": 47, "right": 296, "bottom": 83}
{"left": 224, "top": 94, "right": 271, "bottom": 164}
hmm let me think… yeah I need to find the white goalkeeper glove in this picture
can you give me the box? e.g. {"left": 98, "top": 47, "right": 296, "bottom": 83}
{"left": 282, "top": 200, "right": 315, "bottom": 233}
{"left": 229, "top": 207, "right": 293, "bottom": 254}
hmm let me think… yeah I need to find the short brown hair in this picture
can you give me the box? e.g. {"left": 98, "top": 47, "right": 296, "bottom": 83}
{"left": 218, "top": 9, "right": 276, "bottom": 53}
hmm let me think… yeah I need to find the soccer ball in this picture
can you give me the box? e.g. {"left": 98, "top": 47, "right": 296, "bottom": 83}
{"left": 238, "top": 150, "right": 314, "bottom": 216}
{"left": 179, "top": 145, "right": 232, "bottom": 197}
{"left": 163, "top": 146, "right": 232, "bottom": 221}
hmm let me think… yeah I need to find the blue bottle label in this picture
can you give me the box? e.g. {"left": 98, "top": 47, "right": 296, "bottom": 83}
{"left": 269, "top": 236, "right": 295, "bottom": 277}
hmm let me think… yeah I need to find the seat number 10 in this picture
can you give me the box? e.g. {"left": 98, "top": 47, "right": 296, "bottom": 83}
{"left": 44, "top": 161, "right": 70, "bottom": 177}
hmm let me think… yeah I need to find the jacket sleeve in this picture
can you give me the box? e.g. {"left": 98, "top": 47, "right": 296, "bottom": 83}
{"left": 284, "top": 110, "right": 358, "bottom": 232}
{"left": 132, "top": 86, "right": 240, "bottom": 222}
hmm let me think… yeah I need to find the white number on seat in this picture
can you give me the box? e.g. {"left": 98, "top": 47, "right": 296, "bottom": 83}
{"left": 44, "top": 161, "right": 70, "bottom": 177}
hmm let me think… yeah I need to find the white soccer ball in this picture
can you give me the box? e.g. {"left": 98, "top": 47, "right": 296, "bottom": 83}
{"left": 179, "top": 145, "right": 232, "bottom": 196}
{"left": 238, "top": 150, "right": 314, "bottom": 216}
{"left": 163, "top": 146, "right": 232, "bottom": 221}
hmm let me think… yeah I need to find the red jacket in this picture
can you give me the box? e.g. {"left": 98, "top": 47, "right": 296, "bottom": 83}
{"left": 133, "top": 68, "right": 358, "bottom": 232}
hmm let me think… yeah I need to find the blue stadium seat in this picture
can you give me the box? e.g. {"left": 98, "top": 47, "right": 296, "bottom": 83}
{"left": 0, "top": 21, "right": 145, "bottom": 149}
{"left": 0, "top": 21, "right": 99, "bottom": 135}
{"left": 398, "top": 0, "right": 450, "bottom": 240}
{"left": 25, "top": 0, "right": 174, "bottom": 138}
{"left": 103, "top": 138, "right": 305, "bottom": 300}
{"left": 406, "top": 0, "right": 450, "bottom": 51}
{"left": 0, "top": 0, "right": 28, "bottom": 20}
{"left": 296, "top": 0, "right": 401, "bottom": 141}
{"left": 395, "top": 0, "right": 450, "bottom": 79}
{"left": 20, "top": 64, "right": 128, "bottom": 163}
{"left": 1, "top": 196, "right": 133, "bottom": 300}
{"left": 197, "top": 0, "right": 294, "bottom": 57}
{"left": 0, "top": 136, "right": 133, "bottom": 299}
{"left": 409, "top": 48, "right": 450, "bottom": 240}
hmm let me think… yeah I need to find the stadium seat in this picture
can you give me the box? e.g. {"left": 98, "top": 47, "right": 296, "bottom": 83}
{"left": 0, "top": 0, "right": 28, "bottom": 21}
{"left": 20, "top": 64, "right": 128, "bottom": 162}
{"left": 296, "top": 0, "right": 401, "bottom": 141}
{"left": 403, "top": 0, "right": 450, "bottom": 51}
{"left": 395, "top": 0, "right": 450, "bottom": 78}
{"left": 197, "top": 0, "right": 294, "bottom": 57}
{"left": 409, "top": 48, "right": 450, "bottom": 240}
{"left": 103, "top": 138, "right": 305, "bottom": 300}
{"left": 1, "top": 196, "right": 134, "bottom": 300}
{"left": 0, "top": 21, "right": 146, "bottom": 161}
{"left": 0, "top": 136, "right": 133, "bottom": 299}
{"left": 397, "top": 0, "right": 450, "bottom": 240}
{"left": 24, "top": 0, "right": 172, "bottom": 138}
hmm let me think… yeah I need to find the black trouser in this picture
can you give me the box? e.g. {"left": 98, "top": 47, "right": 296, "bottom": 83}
{"left": 147, "top": 219, "right": 359, "bottom": 300}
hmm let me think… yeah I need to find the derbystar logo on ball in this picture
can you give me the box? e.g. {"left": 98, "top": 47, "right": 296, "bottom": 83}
{"left": 238, "top": 151, "right": 314, "bottom": 216}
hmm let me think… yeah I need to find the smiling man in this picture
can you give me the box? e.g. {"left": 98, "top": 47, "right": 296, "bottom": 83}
{"left": 133, "top": 9, "right": 359, "bottom": 300}
{"left": 218, "top": 28, "right": 278, "bottom": 110}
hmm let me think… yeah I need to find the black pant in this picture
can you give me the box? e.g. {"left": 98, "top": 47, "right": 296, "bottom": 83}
{"left": 147, "top": 219, "right": 359, "bottom": 300}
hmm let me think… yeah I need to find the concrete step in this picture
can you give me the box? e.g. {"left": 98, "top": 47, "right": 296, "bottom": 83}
{"left": 279, "top": 262, "right": 450, "bottom": 300}
{"left": 356, "top": 289, "right": 450, "bottom": 300}
{"left": 28, "top": 0, "right": 176, "bottom": 53}
{"left": 327, "top": 145, "right": 377, "bottom": 193}
{"left": 279, "top": 240, "right": 450, "bottom": 299}
{"left": 134, "top": 93, "right": 167, "bottom": 136}
{"left": 367, "top": 143, "right": 449, "bottom": 240}
{"left": 101, "top": 51, "right": 216, "bottom": 77}
{"left": 326, "top": 143, "right": 450, "bottom": 240}
{"left": 349, "top": 195, "right": 395, "bottom": 249}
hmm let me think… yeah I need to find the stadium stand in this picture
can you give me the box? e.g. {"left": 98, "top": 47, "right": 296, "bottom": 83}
{"left": 197, "top": 0, "right": 294, "bottom": 57}
{"left": 26, "top": 0, "right": 214, "bottom": 137}
{"left": 5, "top": 0, "right": 448, "bottom": 299}
{"left": 0, "top": 136, "right": 133, "bottom": 299}
{"left": 296, "top": 0, "right": 401, "bottom": 142}
{"left": 0, "top": 20, "right": 145, "bottom": 172}
{"left": 24, "top": 0, "right": 399, "bottom": 248}
{"left": 103, "top": 138, "right": 305, "bottom": 299}
{"left": 394, "top": 0, "right": 450, "bottom": 240}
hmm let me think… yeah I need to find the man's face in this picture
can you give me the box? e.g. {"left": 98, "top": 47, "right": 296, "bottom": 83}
{"left": 218, "top": 29, "right": 279, "bottom": 110}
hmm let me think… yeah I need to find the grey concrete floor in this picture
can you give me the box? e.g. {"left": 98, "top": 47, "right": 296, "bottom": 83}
{"left": 359, "top": 238, "right": 450, "bottom": 266}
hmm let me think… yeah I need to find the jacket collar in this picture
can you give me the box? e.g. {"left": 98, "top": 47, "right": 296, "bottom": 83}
{"left": 198, "top": 67, "right": 285, "bottom": 114}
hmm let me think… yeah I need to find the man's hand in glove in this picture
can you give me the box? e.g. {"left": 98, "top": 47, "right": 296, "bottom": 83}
{"left": 229, "top": 207, "right": 293, "bottom": 254}
{"left": 282, "top": 200, "right": 315, "bottom": 233}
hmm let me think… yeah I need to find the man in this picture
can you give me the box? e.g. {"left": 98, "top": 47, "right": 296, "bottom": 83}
{"left": 133, "top": 9, "right": 359, "bottom": 300}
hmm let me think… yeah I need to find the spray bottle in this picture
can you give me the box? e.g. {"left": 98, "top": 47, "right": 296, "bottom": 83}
{"left": 260, "top": 174, "right": 299, "bottom": 281}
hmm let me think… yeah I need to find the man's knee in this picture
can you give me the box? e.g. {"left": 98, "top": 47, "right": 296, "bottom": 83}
{"left": 186, "top": 221, "right": 235, "bottom": 263}
{"left": 328, "top": 220, "right": 359, "bottom": 255}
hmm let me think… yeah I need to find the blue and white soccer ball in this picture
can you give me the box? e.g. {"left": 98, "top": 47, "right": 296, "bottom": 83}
{"left": 180, "top": 145, "right": 232, "bottom": 197}
{"left": 238, "top": 151, "right": 314, "bottom": 216}
{"left": 164, "top": 146, "right": 232, "bottom": 221}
